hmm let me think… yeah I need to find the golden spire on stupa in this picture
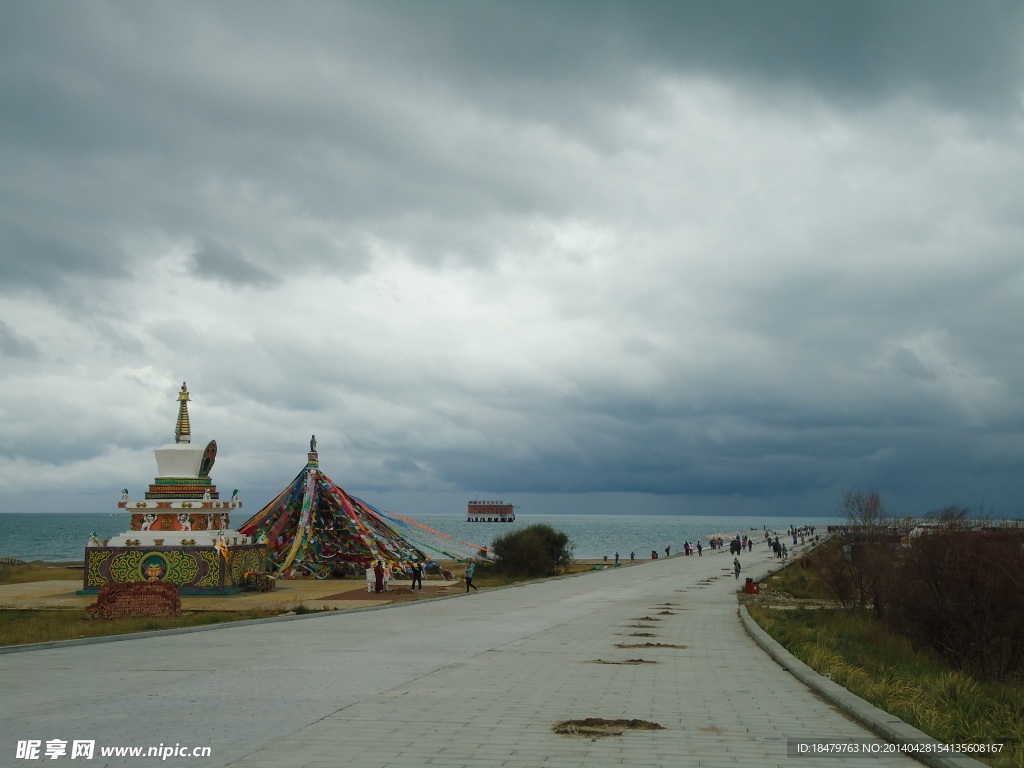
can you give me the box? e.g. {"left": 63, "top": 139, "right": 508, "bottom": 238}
{"left": 175, "top": 381, "right": 192, "bottom": 444}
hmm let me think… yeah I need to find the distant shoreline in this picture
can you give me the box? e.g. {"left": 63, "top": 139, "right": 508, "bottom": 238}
{"left": 0, "top": 512, "right": 838, "bottom": 562}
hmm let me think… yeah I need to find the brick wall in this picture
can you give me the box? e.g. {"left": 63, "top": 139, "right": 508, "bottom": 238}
{"left": 85, "top": 581, "right": 182, "bottom": 619}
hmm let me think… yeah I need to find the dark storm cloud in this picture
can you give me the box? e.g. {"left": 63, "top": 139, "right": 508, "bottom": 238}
{"left": 0, "top": 1, "right": 1017, "bottom": 290}
{"left": 0, "top": 1, "right": 1022, "bottom": 517}
{"left": 0, "top": 211, "right": 129, "bottom": 291}
{"left": 318, "top": 1, "right": 1024, "bottom": 116}
{"left": 606, "top": 1, "right": 1024, "bottom": 112}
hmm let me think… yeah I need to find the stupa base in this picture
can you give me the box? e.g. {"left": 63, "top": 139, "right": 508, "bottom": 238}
{"left": 79, "top": 544, "right": 267, "bottom": 595}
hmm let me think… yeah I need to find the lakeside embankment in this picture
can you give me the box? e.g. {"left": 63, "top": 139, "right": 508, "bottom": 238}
{"left": 0, "top": 512, "right": 835, "bottom": 561}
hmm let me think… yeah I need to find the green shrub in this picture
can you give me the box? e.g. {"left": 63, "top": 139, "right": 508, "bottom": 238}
{"left": 491, "top": 524, "right": 573, "bottom": 577}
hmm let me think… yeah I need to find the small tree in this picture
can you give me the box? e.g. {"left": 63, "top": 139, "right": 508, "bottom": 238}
{"left": 814, "top": 538, "right": 857, "bottom": 609}
{"left": 840, "top": 488, "right": 888, "bottom": 530}
{"left": 839, "top": 489, "right": 897, "bottom": 617}
{"left": 491, "top": 523, "right": 573, "bottom": 578}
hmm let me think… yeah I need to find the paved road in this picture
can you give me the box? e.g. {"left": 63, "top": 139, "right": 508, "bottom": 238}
{"left": 2, "top": 543, "right": 922, "bottom": 768}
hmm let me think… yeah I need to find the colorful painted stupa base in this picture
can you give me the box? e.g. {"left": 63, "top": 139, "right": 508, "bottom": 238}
{"left": 81, "top": 382, "right": 262, "bottom": 595}
{"left": 82, "top": 543, "right": 266, "bottom": 595}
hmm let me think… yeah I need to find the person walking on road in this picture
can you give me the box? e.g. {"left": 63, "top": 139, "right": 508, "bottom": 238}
{"left": 410, "top": 562, "right": 423, "bottom": 591}
{"left": 733, "top": 557, "right": 742, "bottom": 579}
{"left": 464, "top": 560, "right": 479, "bottom": 592}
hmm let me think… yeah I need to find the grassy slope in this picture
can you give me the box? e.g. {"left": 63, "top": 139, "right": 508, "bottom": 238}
{"left": 0, "top": 608, "right": 285, "bottom": 648}
{"left": 0, "top": 564, "right": 81, "bottom": 585}
{"left": 750, "top": 552, "right": 1024, "bottom": 768}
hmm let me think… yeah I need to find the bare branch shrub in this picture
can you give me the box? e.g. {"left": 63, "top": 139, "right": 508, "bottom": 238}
{"left": 888, "top": 518, "right": 1024, "bottom": 678}
{"left": 814, "top": 538, "right": 857, "bottom": 609}
{"left": 822, "top": 489, "right": 899, "bottom": 617}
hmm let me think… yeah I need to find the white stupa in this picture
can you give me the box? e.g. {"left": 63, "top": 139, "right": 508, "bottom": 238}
{"left": 107, "top": 382, "right": 248, "bottom": 547}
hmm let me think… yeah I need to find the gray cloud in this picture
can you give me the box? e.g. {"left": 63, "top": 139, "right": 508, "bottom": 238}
{"left": 607, "top": 2, "right": 1024, "bottom": 112}
{"left": 0, "top": 2, "right": 1022, "bottom": 518}
{"left": 189, "top": 236, "right": 275, "bottom": 287}
{"left": 0, "top": 320, "right": 39, "bottom": 359}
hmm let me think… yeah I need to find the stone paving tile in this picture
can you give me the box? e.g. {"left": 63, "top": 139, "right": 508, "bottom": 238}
{"left": 225, "top": 550, "right": 920, "bottom": 768}
{"left": 4, "top": 541, "right": 924, "bottom": 768}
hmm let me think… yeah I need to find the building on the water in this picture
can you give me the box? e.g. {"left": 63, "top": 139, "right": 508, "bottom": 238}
{"left": 466, "top": 500, "right": 515, "bottom": 522}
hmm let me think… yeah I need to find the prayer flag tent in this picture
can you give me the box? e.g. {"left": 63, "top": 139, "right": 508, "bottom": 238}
{"left": 238, "top": 438, "right": 458, "bottom": 580}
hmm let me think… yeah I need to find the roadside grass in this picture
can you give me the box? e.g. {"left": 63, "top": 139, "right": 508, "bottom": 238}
{"left": 0, "top": 608, "right": 286, "bottom": 649}
{"left": 471, "top": 568, "right": 531, "bottom": 588}
{"left": 448, "top": 559, "right": 596, "bottom": 589}
{"left": 759, "top": 561, "right": 825, "bottom": 599}
{"left": 758, "top": 541, "right": 836, "bottom": 600}
{"left": 0, "top": 563, "right": 82, "bottom": 585}
{"left": 747, "top": 606, "right": 1024, "bottom": 768}
{"left": 566, "top": 561, "right": 611, "bottom": 574}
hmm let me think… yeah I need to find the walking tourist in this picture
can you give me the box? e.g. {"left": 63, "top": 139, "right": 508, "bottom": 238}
{"left": 410, "top": 562, "right": 423, "bottom": 591}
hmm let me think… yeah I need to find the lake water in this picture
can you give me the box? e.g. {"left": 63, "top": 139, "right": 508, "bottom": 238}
{"left": 0, "top": 512, "right": 836, "bottom": 562}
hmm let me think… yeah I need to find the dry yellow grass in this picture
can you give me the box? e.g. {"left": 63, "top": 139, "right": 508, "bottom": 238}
{"left": 748, "top": 606, "right": 1024, "bottom": 768}
{"left": 0, "top": 608, "right": 285, "bottom": 648}
{"left": 0, "top": 563, "right": 81, "bottom": 586}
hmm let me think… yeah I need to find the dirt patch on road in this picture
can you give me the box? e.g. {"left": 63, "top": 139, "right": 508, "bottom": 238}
{"left": 615, "top": 642, "right": 688, "bottom": 649}
{"left": 554, "top": 718, "right": 665, "bottom": 738}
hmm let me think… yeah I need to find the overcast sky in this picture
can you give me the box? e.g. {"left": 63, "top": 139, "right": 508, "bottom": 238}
{"left": 2, "top": 1, "right": 1022, "bottom": 519}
